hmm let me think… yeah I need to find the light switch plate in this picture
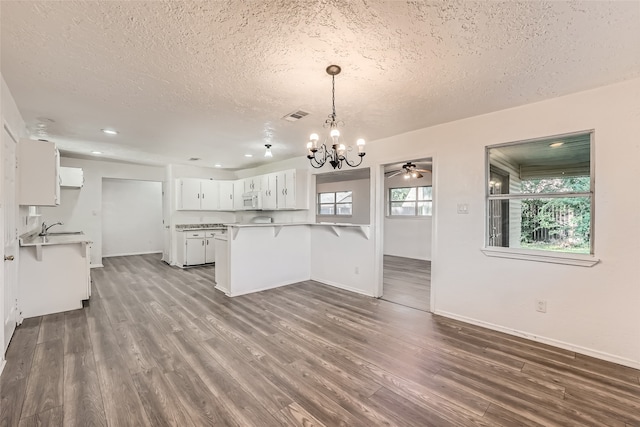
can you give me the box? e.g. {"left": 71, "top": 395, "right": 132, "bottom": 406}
{"left": 457, "top": 203, "right": 469, "bottom": 214}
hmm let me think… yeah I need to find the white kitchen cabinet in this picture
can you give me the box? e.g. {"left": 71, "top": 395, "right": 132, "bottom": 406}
{"left": 205, "top": 232, "right": 216, "bottom": 264}
{"left": 200, "top": 180, "right": 219, "bottom": 210}
{"left": 244, "top": 176, "right": 261, "bottom": 192}
{"left": 260, "top": 173, "right": 277, "bottom": 210}
{"left": 233, "top": 179, "right": 246, "bottom": 210}
{"left": 185, "top": 236, "right": 206, "bottom": 265}
{"left": 177, "top": 178, "right": 219, "bottom": 210}
{"left": 18, "top": 139, "right": 60, "bottom": 206}
{"left": 59, "top": 167, "right": 84, "bottom": 188}
{"left": 276, "top": 169, "right": 309, "bottom": 210}
{"left": 176, "top": 230, "right": 218, "bottom": 267}
{"left": 218, "top": 181, "right": 234, "bottom": 210}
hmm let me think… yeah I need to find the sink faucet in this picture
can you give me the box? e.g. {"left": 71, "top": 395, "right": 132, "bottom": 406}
{"left": 39, "top": 221, "right": 63, "bottom": 236}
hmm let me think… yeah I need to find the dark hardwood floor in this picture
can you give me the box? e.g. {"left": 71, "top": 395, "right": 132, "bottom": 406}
{"left": 2, "top": 253, "right": 639, "bottom": 426}
{"left": 382, "top": 255, "right": 431, "bottom": 312}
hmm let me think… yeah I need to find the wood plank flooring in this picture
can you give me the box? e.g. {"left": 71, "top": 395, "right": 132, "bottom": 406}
{"left": 382, "top": 255, "right": 431, "bottom": 312}
{"left": 2, "top": 253, "right": 639, "bottom": 426}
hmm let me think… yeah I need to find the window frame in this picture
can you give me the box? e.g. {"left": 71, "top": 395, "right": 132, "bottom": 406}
{"left": 483, "top": 130, "right": 598, "bottom": 266}
{"left": 317, "top": 190, "right": 353, "bottom": 217}
{"left": 388, "top": 185, "right": 433, "bottom": 217}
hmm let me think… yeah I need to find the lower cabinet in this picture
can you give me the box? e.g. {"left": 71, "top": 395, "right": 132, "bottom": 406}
{"left": 176, "top": 231, "right": 216, "bottom": 267}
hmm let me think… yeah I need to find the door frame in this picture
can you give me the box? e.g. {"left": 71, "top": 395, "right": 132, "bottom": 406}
{"left": 374, "top": 153, "right": 438, "bottom": 313}
{"left": 2, "top": 121, "right": 20, "bottom": 359}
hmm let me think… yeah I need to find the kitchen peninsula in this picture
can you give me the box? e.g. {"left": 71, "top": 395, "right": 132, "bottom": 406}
{"left": 19, "top": 231, "right": 92, "bottom": 318}
{"left": 215, "top": 222, "right": 371, "bottom": 297}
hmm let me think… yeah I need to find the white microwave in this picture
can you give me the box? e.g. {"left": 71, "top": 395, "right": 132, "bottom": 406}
{"left": 242, "top": 191, "right": 262, "bottom": 210}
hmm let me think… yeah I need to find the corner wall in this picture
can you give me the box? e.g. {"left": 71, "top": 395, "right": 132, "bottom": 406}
{"left": 39, "top": 157, "right": 165, "bottom": 266}
{"left": 369, "top": 78, "right": 640, "bottom": 368}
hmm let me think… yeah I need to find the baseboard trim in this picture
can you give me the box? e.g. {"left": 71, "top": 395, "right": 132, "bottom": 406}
{"left": 227, "top": 280, "right": 298, "bottom": 297}
{"left": 434, "top": 310, "right": 640, "bottom": 370}
{"left": 90, "top": 264, "right": 104, "bottom": 269}
{"left": 311, "top": 277, "right": 376, "bottom": 298}
{"left": 102, "top": 251, "right": 162, "bottom": 258}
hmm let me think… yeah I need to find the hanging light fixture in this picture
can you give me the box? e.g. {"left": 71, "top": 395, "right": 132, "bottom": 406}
{"left": 306, "top": 65, "right": 365, "bottom": 169}
{"left": 264, "top": 144, "right": 273, "bottom": 158}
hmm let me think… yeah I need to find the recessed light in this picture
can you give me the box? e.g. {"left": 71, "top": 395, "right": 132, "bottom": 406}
{"left": 102, "top": 129, "right": 118, "bottom": 135}
{"left": 91, "top": 151, "right": 103, "bottom": 155}
{"left": 244, "top": 154, "right": 253, "bottom": 158}
{"left": 549, "top": 141, "right": 564, "bottom": 148}
{"left": 214, "top": 164, "right": 222, "bottom": 168}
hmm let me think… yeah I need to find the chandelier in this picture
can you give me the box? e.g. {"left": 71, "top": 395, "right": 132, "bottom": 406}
{"left": 306, "top": 65, "right": 365, "bottom": 169}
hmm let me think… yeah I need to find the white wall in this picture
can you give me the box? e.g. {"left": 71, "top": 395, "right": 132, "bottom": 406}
{"left": 383, "top": 171, "right": 433, "bottom": 260}
{"left": 102, "top": 179, "right": 163, "bottom": 257}
{"left": 368, "top": 78, "right": 640, "bottom": 368}
{"left": 39, "top": 157, "right": 165, "bottom": 266}
{"left": 316, "top": 178, "right": 370, "bottom": 225}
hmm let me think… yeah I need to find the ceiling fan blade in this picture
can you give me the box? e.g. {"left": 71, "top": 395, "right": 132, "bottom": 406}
{"left": 385, "top": 170, "right": 403, "bottom": 178}
{"left": 414, "top": 169, "right": 432, "bottom": 173}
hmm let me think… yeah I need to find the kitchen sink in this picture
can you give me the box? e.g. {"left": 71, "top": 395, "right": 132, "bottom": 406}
{"left": 46, "top": 231, "right": 84, "bottom": 235}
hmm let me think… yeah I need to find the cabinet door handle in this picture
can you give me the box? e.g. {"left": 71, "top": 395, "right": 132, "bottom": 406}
{"left": 197, "top": 193, "right": 200, "bottom": 199}
{"left": 202, "top": 240, "right": 205, "bottom": 246}
{"left": 206, "top": 240, "right": 209, "bottom": 245}
{"left": 202, "top": 193, "right": 205, "bottom": 199}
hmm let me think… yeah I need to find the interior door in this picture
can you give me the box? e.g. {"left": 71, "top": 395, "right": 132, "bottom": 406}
{"left": 3, "top": 124, "right": 19, "bottom": 353}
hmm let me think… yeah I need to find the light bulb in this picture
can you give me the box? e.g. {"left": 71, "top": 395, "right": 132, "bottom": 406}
{"left": 404, "top": 173, "right": 411, "bottom": 180}
{"left": 264, "top": 145, "right": 273, "bottom": 158}
{"left": 356, "top": 138, "right": 365, "bottom": 154}
{"left": 330, "top": 129, "right": 340, "bottom": 138}
{"left": 411, "top": 171, "right": 418, "bottom": 178}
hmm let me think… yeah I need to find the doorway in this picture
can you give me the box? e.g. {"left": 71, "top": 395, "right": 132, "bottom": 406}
{"left": 380, "top": 158, "right": 433, "bottom": 312}
{"left": 102, "top": 178, "right": 163, "bottom": 258}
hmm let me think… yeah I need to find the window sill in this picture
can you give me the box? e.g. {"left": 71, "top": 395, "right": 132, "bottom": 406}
{"left": 481, "top": 247, "right": 599, "bottom": 267}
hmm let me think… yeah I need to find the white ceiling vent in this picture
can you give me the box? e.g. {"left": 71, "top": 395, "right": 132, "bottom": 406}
{"left": 282, "top": 110, "right": 310, "bottom": 122}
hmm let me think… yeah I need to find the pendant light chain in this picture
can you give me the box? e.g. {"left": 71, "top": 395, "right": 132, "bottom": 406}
{"left": 331, "top": 74, "right": 336, "bottom": 124}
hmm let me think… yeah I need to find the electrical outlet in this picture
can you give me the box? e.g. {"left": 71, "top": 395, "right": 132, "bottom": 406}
{"left": 535, "top": 299, "right": 547, "bottom": 313}
{"left": 457, "top": 203, "right": 469, "bottom": 214}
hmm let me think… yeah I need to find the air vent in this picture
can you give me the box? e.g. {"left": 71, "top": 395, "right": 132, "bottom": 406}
{"left": 282, "top": 110, "right": 310, "bottom": 122}
{"left": 188, "top": 157, "right": 201, "bottom": 161}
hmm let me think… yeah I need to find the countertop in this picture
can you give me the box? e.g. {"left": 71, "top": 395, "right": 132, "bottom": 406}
{"left": 20, "top": 232, "right": 92, "bottom": 247}
{"left": 177, "top": 228, "right": 227, "bottom": 232}
{"left": 175, "top": 223, "right": 227, "bottom": 231}
{"left": 224, "top": 222, "right": 370, "bottom": 228}
{"left": 224, "top": 222, "right": 311, "bottom": 228}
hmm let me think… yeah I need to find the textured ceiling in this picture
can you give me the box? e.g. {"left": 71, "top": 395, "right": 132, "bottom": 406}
{"left": 1, "top": 1, "right": 639, "bottom": 169}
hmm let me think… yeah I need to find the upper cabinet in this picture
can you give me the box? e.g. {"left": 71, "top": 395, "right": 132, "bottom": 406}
{"left": 176, "top": 178, "right": 219, "bottom": 210}
{"left": 260, "top": 174, "right": 277, "bottom": 210}
{"left": 232, "top": 180, "right": 245, "bottom": 211}
{"left": 60, "top": 167, "right": 84, "bottom": 188}
{"left": 174, "top": 169, "right": 309, "bottom": 212}
{"left": 276, "top": 169, "right": 308, "bottom": 210}
{"left": 218, "top": 181, "right": 234, "bottom": 211}
{"left": 18, "top": 139, "right": 60, "bottom": 206}
{"left": 244, "top": 176, "right": 261, "bottom": 192}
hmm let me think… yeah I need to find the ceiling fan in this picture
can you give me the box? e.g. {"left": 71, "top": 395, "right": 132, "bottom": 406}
{"left": 385, "top": 162, "right": 432, "bottom": 179}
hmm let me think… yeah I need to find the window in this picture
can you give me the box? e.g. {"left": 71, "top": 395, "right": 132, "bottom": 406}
{"left": 486, "top": 131, "right": 593, "bottom": 255}
{"left": 318, "top": 191, "right": 353, "bottom": 215}
{"left": 389, "top": 186, "right": 432, "bottom": 216}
